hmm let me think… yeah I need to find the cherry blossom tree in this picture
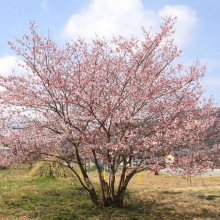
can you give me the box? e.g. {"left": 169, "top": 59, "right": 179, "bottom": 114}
{"left": 0, "top": 18, "right": 219, "bottom": 207}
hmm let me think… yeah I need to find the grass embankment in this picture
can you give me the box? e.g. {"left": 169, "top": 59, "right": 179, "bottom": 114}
{"left": 0, "top": 166, "right": 220, "bottom": 220}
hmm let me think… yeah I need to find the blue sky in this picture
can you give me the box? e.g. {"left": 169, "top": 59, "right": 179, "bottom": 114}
{"left": 0, "top": 0, "right": 220, "bottom": 105}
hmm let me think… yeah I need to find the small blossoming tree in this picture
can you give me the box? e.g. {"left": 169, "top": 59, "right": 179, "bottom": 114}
{"left": 0, "top": 18, "right": 219, "bottom": 207}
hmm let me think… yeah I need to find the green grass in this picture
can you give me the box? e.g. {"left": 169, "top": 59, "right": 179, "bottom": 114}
{"left": 0, "top": 166, "right": 220, "bottom": 219}
{"left": 0, "top": 175, "right": 89, "bottom": 219}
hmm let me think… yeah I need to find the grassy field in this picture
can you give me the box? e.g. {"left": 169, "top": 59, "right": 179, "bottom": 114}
{"left": 0, "top": 166, "right": 220, "bottom": 220}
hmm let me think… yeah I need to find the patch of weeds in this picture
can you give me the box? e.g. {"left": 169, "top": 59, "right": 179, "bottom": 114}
{"left": 161, "top": 207, "right": 175, "bottom": 213}
{"left": 201, "top": 208, "right": 210, "bottom": 214}
{"left": 198, "top": 195, "right": 220, "bottom": 201}
{"left": 44, "top": 189, "right": 61, "bottom": 197}
{"left": 161, "top": 191, "right": 182, "bottom": 195}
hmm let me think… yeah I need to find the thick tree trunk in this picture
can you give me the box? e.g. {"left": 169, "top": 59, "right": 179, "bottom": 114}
{"left": 112, "top": 195, "right": 124, "bottom": 208}
{"left": 90, "top": 193, "right": 125, "bottom": 208}
{"left": 89, "top": 190, "right": 100, "bottom": 207}
{"left": 88, "top": 179, "right": 126, "bottom": 208}
{"left": 98, "top": 179, "right": 127, "bottom": 207}
{"left": 101, "top": 180, "right": 112, "bottom": 207}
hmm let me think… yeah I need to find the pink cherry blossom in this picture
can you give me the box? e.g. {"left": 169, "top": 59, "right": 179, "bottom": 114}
{"left": 0, "top": 17, "right": 219, "bottom": 207}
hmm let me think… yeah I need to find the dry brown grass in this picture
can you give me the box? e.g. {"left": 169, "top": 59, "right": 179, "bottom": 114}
{"left": 126, "top": 172, "right": 220, "bottom": 220}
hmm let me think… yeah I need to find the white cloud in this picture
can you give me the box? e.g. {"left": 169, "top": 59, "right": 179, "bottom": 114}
{"left": 62, "top": 0, "right": 198, "bottom": 49}
{"left": 159, "top": 5, "right": 198, "bottom": 48}
{"left": 0, "top": 55, "right": 27, "bottom": 77}
{"left": 62, "top": 0, "right": 156, "bottom": 41}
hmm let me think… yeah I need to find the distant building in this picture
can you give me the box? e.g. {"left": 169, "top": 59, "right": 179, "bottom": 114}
{"left": 0, "top": 145, "right": 10, "bottom": 150}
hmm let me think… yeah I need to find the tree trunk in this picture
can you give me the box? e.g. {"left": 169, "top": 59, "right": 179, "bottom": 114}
{"left": 88, "top": 181, "right": 126, "bottom": 208}
{"left": 101, "top": 180, "right": 112, "bottom": 207}
{"left": 90, "top": 194, "right": 125, "bottom": 208}
{"left": 112, "top": 194, "right": 125, "bottom": 208}
{"left": 98, "top": 181, "right": 126, "bottom": 208}
{"left": 89, "top": 190, "right": 100, "bottom": 207}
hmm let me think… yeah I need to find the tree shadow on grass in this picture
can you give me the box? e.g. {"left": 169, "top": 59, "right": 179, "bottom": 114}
{"left": 118, "top": 190, "right": 220, "bottom": 220}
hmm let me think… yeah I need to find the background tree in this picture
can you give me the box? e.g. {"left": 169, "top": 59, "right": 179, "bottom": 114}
{"left": 0, "top": 18, "right": 219, "bottom": 207}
